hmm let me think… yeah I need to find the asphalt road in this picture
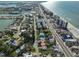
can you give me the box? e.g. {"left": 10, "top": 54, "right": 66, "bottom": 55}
{"left": 39, "top": 4, "right": 73, "bottom": 57}
{"left": 33, "top": 11, "right": 39, "bottom": 56}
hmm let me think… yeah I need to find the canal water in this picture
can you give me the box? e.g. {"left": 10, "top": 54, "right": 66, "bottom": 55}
{"left": 0, "top": 1, "right": 19, "bottom": 31}
{"left": 0, "top": 13, "right": 20, "bottom": 31}
{"left": 42, "top": 1, "right": 79, "bottom": 29}
{"left": 0, "top": 19, "right": 14, "bottom": 31}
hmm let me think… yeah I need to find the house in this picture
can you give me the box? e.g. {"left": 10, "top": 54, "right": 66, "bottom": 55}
{"left": 40, "top": 41, "right": 47, "bottom": 49}
{"left": 16, "top": 49, "right": 20, "bottom": 53}
{"left": 48, "top": 35, "right": 54, "bottom": 42}
{"left": 39, "top": 32, "right": 45, "bottom": 40}
{"left": 0, "top": 52, "right": 5, "bottom": 57}
{"left": 9, "top": 39, "right": 17, "bottom": 46}
{"left": 22, "top": 52, "right": 32, "bottom": 57}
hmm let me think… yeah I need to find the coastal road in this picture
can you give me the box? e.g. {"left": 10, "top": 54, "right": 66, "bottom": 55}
{"left": 33, "top": 10, "right": 39, "bottom": 56}
{"left": 39, "top": 5, "right": 73, "bottom": 57}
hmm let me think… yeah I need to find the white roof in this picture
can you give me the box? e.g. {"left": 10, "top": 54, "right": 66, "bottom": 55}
{"left": 20, "top": 44, "right": 25, "bottom": 50}
{"left": 65, "top": 39, "right": 77, "bottom": 42}
{"left": 40, "top": 37, "right": 45, "bottom": 40}
{"left": 68, "top": 23, "right": 79, "bottom": 39}
{"left": 66, "top": 35, "right": 70, "bottom": 37}
{"left": 16, "top": 49, "right": 20, "bottom": 53}
{"left": 23, "top": 53, "right": 32, "bottom": 57}
{"left": 71, "top": 46, "right": 79, "bottom": 49}
{"left": 21, "top": 30, "right": 26, "bottom": 32}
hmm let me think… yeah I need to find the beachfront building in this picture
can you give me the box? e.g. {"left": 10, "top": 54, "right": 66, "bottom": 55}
{"left": 56, "top": 18, "right": 68, "bottom": 29}
{"left": 65, "top": 39, "right": 78, "bottom": 47}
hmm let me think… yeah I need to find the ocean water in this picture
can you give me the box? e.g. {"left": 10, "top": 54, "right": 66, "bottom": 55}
{"left": 42, "top": 1, "right": 79, "bottom": 29}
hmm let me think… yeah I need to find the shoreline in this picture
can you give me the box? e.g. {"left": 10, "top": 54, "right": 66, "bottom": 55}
{"left": 41, "top": 4, "right": 79, "bottom": 39}
{"left": 60, "top": 17, "right": 79, "bottom": 39}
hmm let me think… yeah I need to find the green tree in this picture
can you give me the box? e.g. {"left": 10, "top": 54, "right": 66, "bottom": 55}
{"left": 10, "top": 51, "right": 17, "bottom": 57}
{"left": 4, "top": 30, "right": 14, "bottom": 37}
